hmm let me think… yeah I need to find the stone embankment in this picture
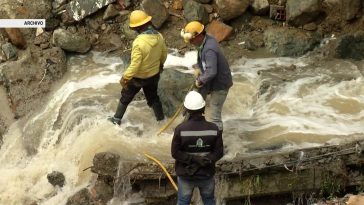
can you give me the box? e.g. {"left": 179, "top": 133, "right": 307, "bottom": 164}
{"left": 61, "top": 140, "right": 364, "bottom": 204}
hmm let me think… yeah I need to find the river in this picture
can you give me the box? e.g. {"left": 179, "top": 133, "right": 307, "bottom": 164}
{"left": 0, "top": 51, "right": 363, "bottom": 204}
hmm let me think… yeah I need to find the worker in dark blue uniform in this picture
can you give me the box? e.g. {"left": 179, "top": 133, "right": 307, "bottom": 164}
{"left": 171, "top": 91, "right": 224, "bottom": 205}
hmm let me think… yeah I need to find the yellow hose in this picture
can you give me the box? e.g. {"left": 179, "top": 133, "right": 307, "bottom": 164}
{"left": 157, "top": 104, "right": 184, "bottom": 136}
{"left": 157, "top": 83, "right": 195, "bottom": 135}
{"left": 144, "top": 153, "right": 178, "bottom": 191}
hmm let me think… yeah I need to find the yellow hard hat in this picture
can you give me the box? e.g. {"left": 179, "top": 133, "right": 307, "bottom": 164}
{"left": 180, "top": 21, "right": 204, "bottom": 43}
{"left": 129, "top": 10, "right": 152, "bottom": 28}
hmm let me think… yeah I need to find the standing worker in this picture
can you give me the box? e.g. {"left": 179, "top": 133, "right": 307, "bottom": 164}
{"left": 109, "top": 10, "right": 167, "bottom": 125}
{"left": 180, "top": 21, "right": 233, "bottom": 133}
{"left": 171, "top": 91, "right": 224, "bottom": 205}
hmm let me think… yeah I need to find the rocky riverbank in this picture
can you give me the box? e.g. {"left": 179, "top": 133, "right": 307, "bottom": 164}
{"left": 0, "top": 0, "right": 363, "bottom": 150}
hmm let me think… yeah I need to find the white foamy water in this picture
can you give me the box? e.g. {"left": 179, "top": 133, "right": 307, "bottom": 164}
{"left": 0, "top": 51, "right": 363, "bottom": 204}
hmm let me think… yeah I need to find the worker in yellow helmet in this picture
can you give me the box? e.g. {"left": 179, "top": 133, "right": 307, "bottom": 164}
{"left": 181, "top": 21, "right": 233, "bottom": 133}
{"left": 109, "top": 10, "right": 167, "bottom": 125}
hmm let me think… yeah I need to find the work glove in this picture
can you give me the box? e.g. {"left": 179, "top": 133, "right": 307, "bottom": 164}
{"left": 192, "top": 65, "right": 201, "bottom": 78}
{"left": 192, "top": 155, "right": 212, "bottom": 167}
{"left": 195, "top": 79, "right": 203, "bottom": 88}
{"left": 119, "top": 76, "right": 128, "bottom": 88}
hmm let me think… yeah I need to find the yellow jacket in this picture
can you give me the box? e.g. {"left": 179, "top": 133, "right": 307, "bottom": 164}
{"left": 123, "top": 33, "right": 167, "bottom": 80}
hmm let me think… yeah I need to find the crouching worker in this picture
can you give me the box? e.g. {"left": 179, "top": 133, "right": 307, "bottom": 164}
{"left": 109, "top": 10, "right": 167, "bottom": 125}
{"left": 171, "top": 91, "right": 224, "bottom": 205}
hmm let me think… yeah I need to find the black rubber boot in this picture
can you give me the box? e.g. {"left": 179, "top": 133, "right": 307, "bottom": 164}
{"left": 108, "top": 102, "right": 128, "bottom": 125}
{"left": 151, "top": 101, "right": 165, "bottom": 121}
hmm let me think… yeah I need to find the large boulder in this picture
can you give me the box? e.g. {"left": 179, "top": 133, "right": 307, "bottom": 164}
{"left": 183, "top": 0, "right": 209, "bottom": 25}
{"left": 1, "top": 43, "right": 17, "bottom": 60}
{"left": 91, "top": 152, "right": 120, "bottom": 177}
{"left": 66, "top": 0, "right": 116, "bottom": 21}
{"left": 0, "top": 46, "right": 66, "bottom": 119}
{"left": 264, "top": 27, "right": 321, "bottom": 57}
{"left": 286, "top": 0, "right": 321, "bottom": 26}
{"left": 158, "top": 68, "right": 194, "bottom": 117}
{"left": 335, "top": 31, "right": 364, "bottom": 60}
{"left": 4, "top": 28, "right": 26, "bottom": 49}
{"left": 52, "top": 28, "right": 91, "bottom": 53}
{"left": 215, "top": 0, "right": 250, "bottom": 21}
{"left": 141, "top": 0, "right": 169, "bottom": 29}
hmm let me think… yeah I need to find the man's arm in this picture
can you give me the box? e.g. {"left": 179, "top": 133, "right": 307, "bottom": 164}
{"left": 197, "top": 50, "right": 217, "bottom": 85}
{"left": 171, "top": 127, "right": 192, "bottom": 164}
{"left": 123, "top": 43, "right": 142, "bottom": 80}
{"left": 160, "top": 35, "right": 167, "bottom": 65}
{"left": 207, "top": 131, "right": 224, "bottom": 163}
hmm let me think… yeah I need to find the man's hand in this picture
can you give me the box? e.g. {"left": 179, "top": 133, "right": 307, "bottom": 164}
{"left": 186, "top": 164, "right": 200, "bottom": 175}
{"left": 195, "top": 80, "right": 203, "bottom": 88}
{"left": 192, "top": 155, "right": 212, "bottom": 167}
{"left": 192, "top": 64, "right": 201, "bottom": 78}
{"left": 119, "top": 76, "right": 128, "bottom": 88}
{"left": 193, "top": 68, "right": 201, "bottom": 78}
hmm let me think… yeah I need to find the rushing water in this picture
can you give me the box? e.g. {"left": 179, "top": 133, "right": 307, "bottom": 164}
{"left": 0, "top": 51, "right": 363, "bottom": 204}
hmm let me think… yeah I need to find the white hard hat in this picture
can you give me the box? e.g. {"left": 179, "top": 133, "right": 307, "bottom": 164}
{"left": 183, "top": 91, "right": 205, "bottom": 110}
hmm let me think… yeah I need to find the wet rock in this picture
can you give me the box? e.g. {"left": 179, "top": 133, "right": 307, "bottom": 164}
{"left": 121, "top": 21, "right": 138, "bottom": 40}
{"left": 103, "top": 4, "right": 120, "bottom": 20}
{"left": 91, "top": 152, "right": 120, "bottom": 177}
{"left": 342, "top": 0, "right": 362, "bottom": 21}
{"left": 45, "top": 17, "right": 60, "bottom": 31}
{"left": 286, "top": 0, "right": 321, "bottom": 26}
{"left": 141, "top": 0, "right": 169, "bottom": 29}
{"left": 66, "top": 188, "right": 92, "bottom": 205}
{"left": 34, "top": 32, "right": 51, "bottom": 46}
{"left": 207, "top": 20, "right": 233, "bottom": 42}
{"left": 303, "top": 22, "right": 317, "bottom": 31}
{"left": 99, "top": 33, "right": 122, "bottom": 49}
{"left": 1, "top": 43, "right": 17, "bottom": 60}
{"left": 66, "top": 0, "right": 116, "bottom": 21}
{"left": 52, "top": 28, "right": 91, "bottom": 53}
{"left": 264, "top": 27, "right": 321, "bottom": 56}
{"left": 203, "top": 4, "right": 214, "bottom": 13}
{"left": 158, "top": 68, "right": 194, "bottom": 117}
{"left": 90, "top": 175, "right": 114, "bottom": 203}
{"left": 0, "top": 51, "right": 6, "bottom": 63}
{"left": 40, "top": 47, "right": 67, "bottom": 80}
{"left": 183, "top": 0, "right": 209, "bottom": 25}
{"left": 52, "top": 0, "right": 68, "bottom": 10}
{"left": 4, "top": 28, "right": 26, "bottom": 49}
{"left": 87, "top": 19, "right": 101, "bottom": 31}
{"left": 47, "top": 171, "right": 65, "bottom": 187}
{"left": 335, "top": 31, "right": 364, "bottom": 60}
{"left": 215, "top": 0, "right": 250, "bottom": 21}
{"left": 251, "top": 0, "right": 270, "bottom": 15}
{"left": 22, "top": 0, "right": 52, "bottom": 19}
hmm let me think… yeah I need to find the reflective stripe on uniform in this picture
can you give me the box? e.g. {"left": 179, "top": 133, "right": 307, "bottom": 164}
{"left": 186, "top": 152, "right": 210, "bottom": 156}
{"left": 180, "top": 130, "right": 217, "bottom": 137}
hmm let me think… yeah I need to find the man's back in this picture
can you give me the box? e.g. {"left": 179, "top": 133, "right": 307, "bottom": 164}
{"left": 171, "top": 115, "right": 223, "bottom": 179}
{"left": 123, "top": 32, "right": 167, "bottom": 79}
